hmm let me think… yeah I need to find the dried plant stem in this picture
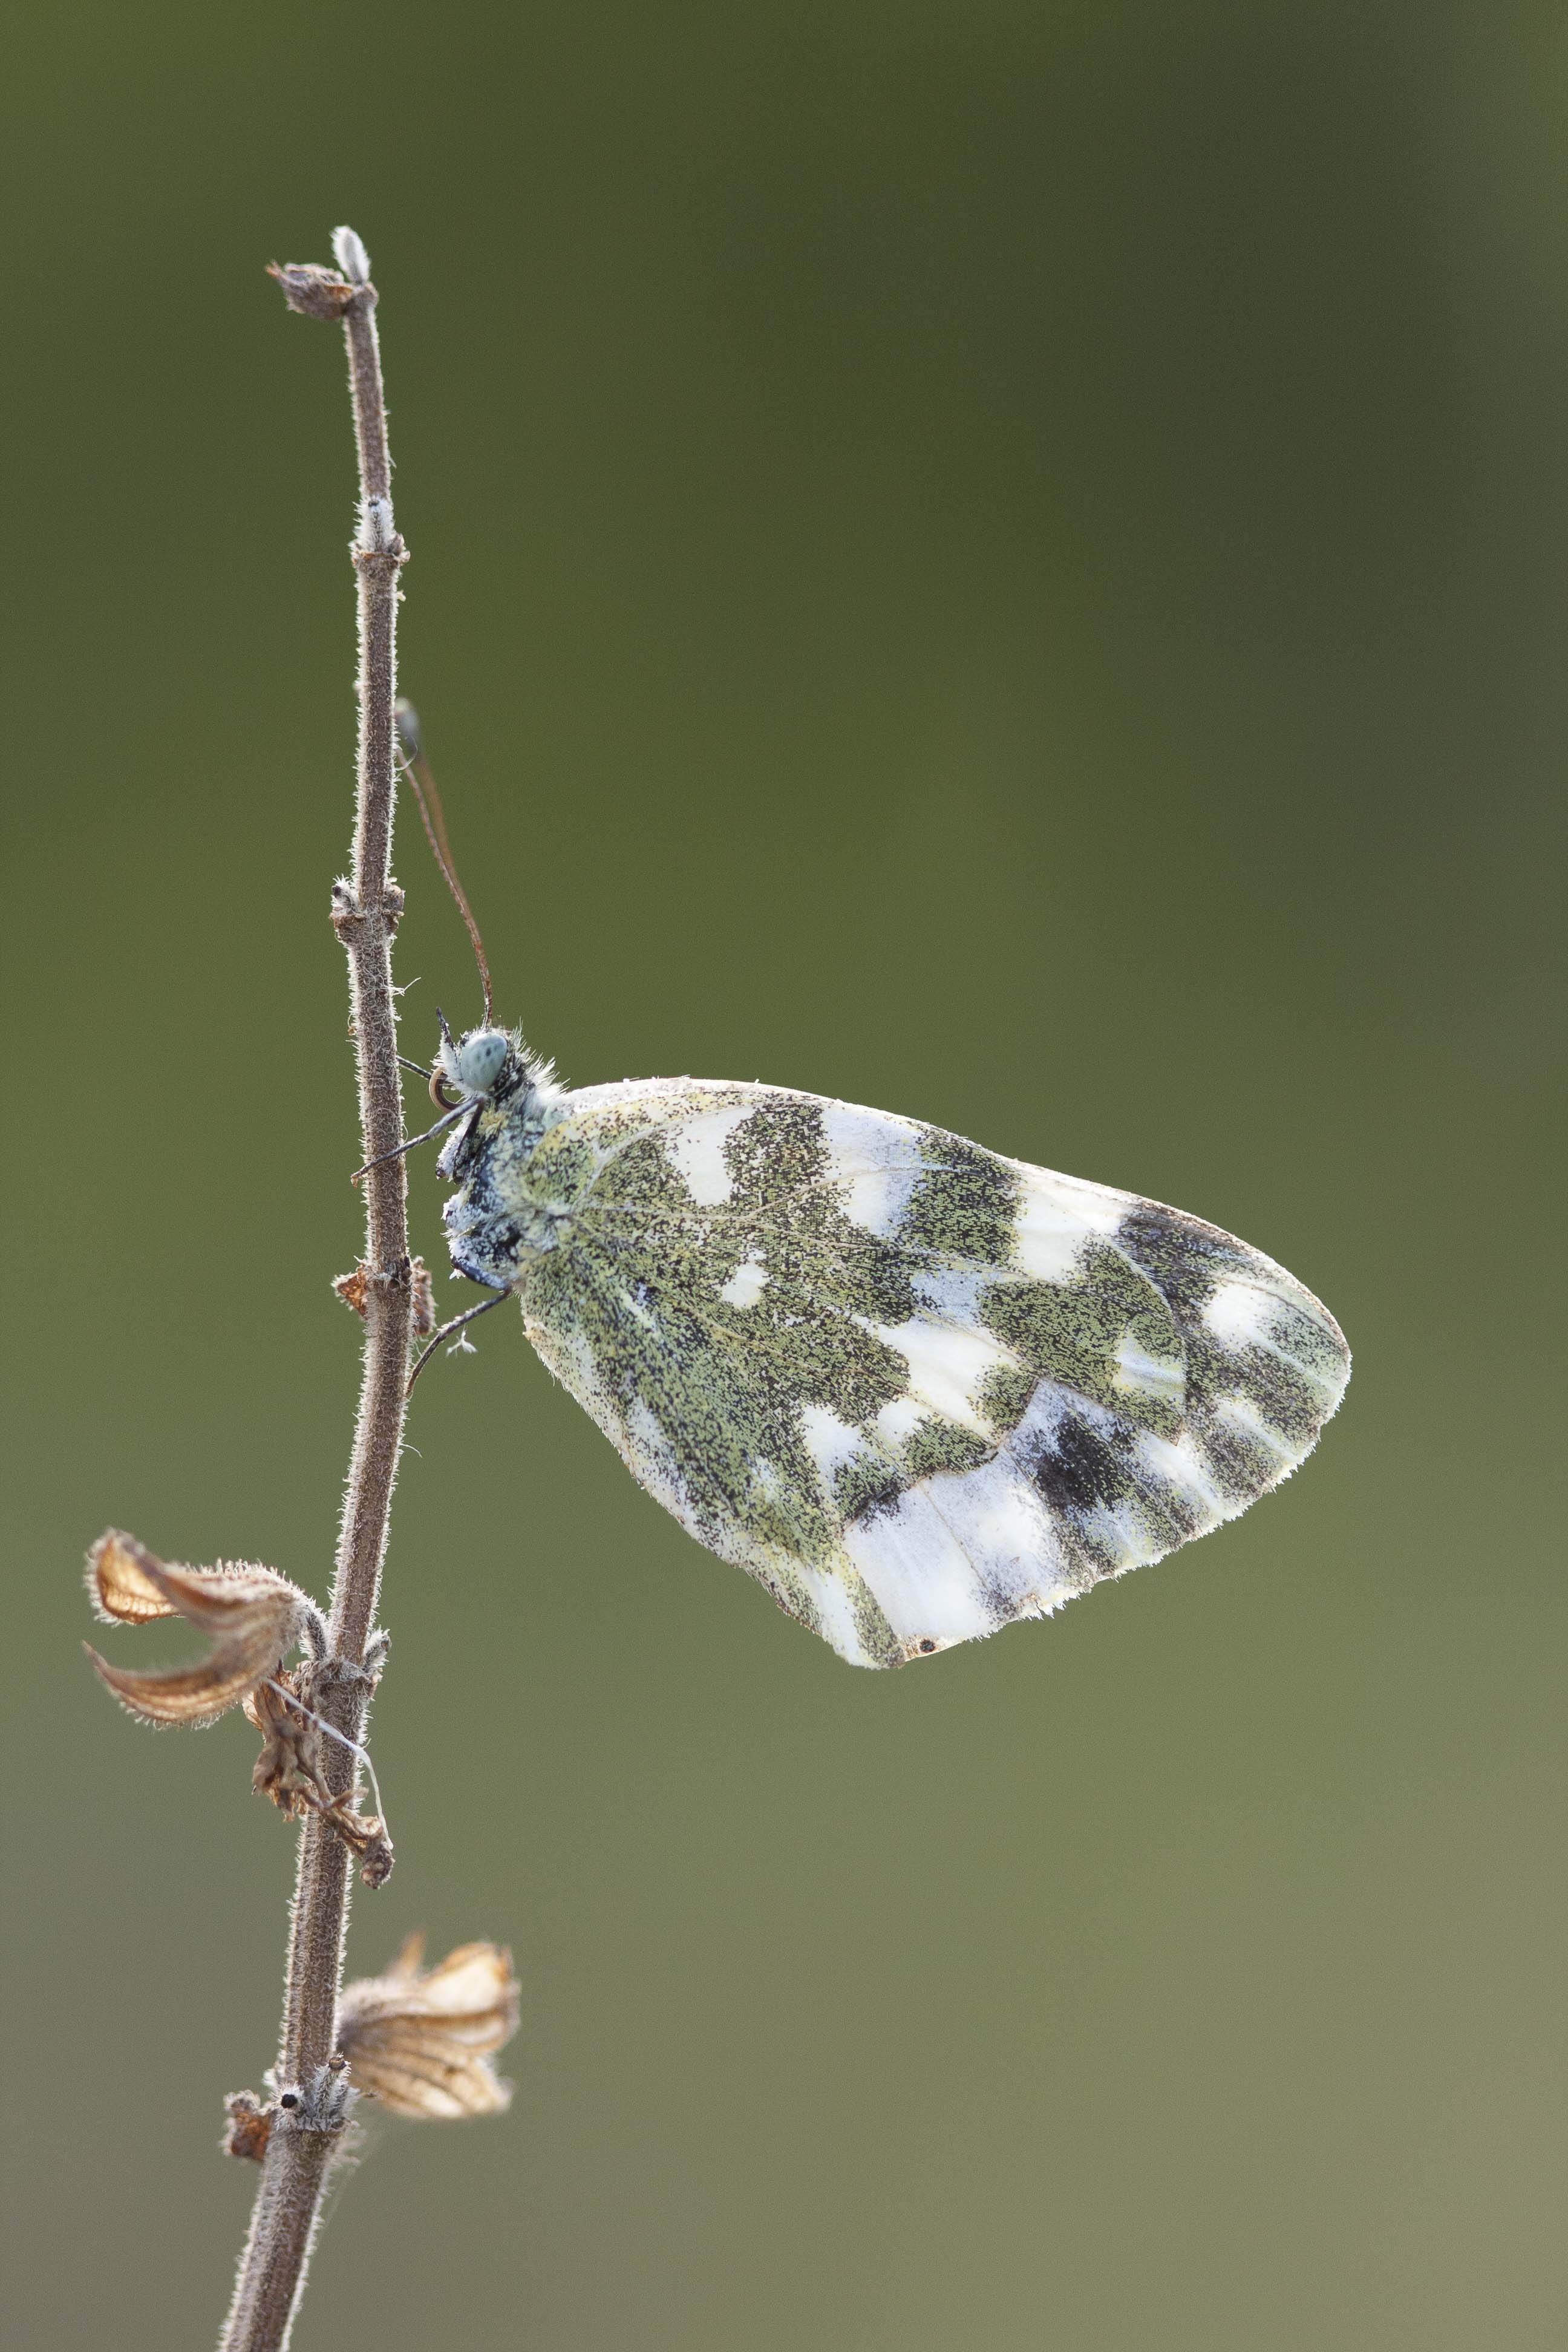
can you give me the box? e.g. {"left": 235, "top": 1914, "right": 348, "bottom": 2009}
{"left": 222, "top": 226, "right": 412, "bottom": 2352}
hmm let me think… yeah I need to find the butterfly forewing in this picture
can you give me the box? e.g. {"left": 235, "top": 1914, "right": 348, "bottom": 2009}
{"left": 467, "top": 1079, "right": 1347, "bottom": 1667}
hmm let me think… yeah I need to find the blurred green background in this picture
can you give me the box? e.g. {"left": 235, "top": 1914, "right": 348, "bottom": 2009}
{"left": 2, "top": 4, "right": 1563, "bottom": 2347}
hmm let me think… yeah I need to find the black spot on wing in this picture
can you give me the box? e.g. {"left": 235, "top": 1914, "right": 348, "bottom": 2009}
{"left": 1029, "top": 1410, "right": 1135, "bottom": 1518}
{"left": 1020, "top": 1400, "right": 1203, "bottom": 1570}
{"left": 1115, "top": 1203, "right": 1253, "bottom": 1318}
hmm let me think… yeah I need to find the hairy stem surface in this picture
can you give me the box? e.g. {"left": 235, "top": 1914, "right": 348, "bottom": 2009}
{"left": 222, "top": 225, "right": 411, "bottom": 2352}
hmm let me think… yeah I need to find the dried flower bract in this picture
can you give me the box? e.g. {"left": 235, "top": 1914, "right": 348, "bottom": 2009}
{"left": 338, "top": 1935, "right": 519, "bottom": 2118}
{"left": 83, "top": 1529, "right": 315, "bottom": 1726}
{"left": 266, "top": 260, "right": 357, "bottom": 321}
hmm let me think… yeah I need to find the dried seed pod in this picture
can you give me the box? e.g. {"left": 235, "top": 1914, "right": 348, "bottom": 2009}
{"left": 338, "top": 1936, "right": 518, "bottom": 2118}
{"left": 83, "top": 1530, "right": 315, "bottom": 1726}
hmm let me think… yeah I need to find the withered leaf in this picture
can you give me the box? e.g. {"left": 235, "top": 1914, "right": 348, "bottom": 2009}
{"left": 338, "top": 1936, "right": 518, "bottom": 2118}
{"left": 84, "top": 1530, "right": 314, "bottom": 1726}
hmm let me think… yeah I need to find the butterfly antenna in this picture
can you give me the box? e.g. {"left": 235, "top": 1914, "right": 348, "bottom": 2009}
{"left": 394, "top": 697, "right": 494, "bottom": 1026}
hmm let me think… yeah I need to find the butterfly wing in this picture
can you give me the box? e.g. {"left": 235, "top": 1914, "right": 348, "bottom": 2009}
{"left": 514, "top": 1080, "right": 1349, "bottom": 1667}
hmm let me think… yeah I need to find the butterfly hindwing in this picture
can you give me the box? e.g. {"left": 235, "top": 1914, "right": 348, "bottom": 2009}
{"left": 491, "top": 1079, "right": 1348, "bottom": 1667}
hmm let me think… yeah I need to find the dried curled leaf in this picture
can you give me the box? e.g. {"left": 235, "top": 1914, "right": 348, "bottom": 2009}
{"left": 338, "top": 1935, "right": 518, "bottom": 2118}
{"left": 83, "top": 1530, "right": 314, "bottom": 1726}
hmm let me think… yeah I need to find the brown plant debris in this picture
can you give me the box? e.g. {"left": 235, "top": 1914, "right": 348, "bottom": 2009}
{"left": 244, "top": 1674, "right": 334, "bottom": 1812}
{"left": 83, "top": 1531, "right": 314, "bottom": 1726}
{"left": 223, "top": 2092, "right": 273, "bottom": 2163}
{"left": 243, "top": 1673, "right": 395, "bottom": 1887}
{"left": 334, "top": 1254, "right": 436, "bottom": 1339}
{"left": 266, "top": 260, "right": 357, "bottom": 321}
{"left": 338, "top": 1935, "right": 519, "bottom": 2118}
{"left": 333, "top": 1264, "right": 371, "bottom": 1316}
{"left": 326, "top": 1802, "right": 395, "bottom": 1890}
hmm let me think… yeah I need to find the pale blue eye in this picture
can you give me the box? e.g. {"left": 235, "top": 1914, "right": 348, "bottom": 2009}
{"left": 456, "top": 1031, "right": 508, "bottom": 1094}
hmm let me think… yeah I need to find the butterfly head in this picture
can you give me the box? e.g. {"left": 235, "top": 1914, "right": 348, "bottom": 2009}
{"left": 430, "top": 1011, "right": 544, "bottom": 1111}
{"left": 439, "top": 1024, "right": 511, "bottom": 1102}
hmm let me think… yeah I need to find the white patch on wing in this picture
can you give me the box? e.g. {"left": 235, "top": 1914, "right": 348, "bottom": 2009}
{"left": 1114, "top": 1331, "right": 1184, "bottom": 1404}
{"left": 1212, "top": 1390, "right": 1297, "bottom": 1461}
{"left": 797, "top": 1405, "right": 863, "bottom": 1485}
{"left": 869, "top": 1316, "right": 1019, "bottom": 1437}
{"left": 1080, "top": 1496, "right": 1159, "bottom": 1571}
{"left": 923, "top": 1455, "right": 1074, "bottom": 1615}
{"left": 1134, "top": 1429, "right": 1226, "bottom": 1526}
{"left": 666, "top": 1106, "right": 752, "bottom": 1204}
{"left": 800, "top": 1567, "right": 869, "bottom": 1667}
{"left": 1203, "top": 1280, "right": 1276, "bottom": 1348}
{"left": 873, "top": 1396, "right": 925, "bottom": 1447}
{"left": 550, "top": 1322, "right": 600, "bottom": 1402}
{"left": 623, "top": 1397, "right": 684, "bottom": 1513}
{"left": 1010, "top": 1170, "right": 1122, "bottom": 1281}
{"left": 719, "top": 1256, "right": 768, "bottom": 1308}
{"left": 910, "top": 1265, "right": 990, "bottom": 1321}
{"left": 819, "top": 1105, "right": 926, "bottom": 1236}
{"left": 842, "top": 1488, "right": 992, "bottom": 1647}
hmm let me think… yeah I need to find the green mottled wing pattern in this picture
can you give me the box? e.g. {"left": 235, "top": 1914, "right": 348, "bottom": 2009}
{"left": 491, "top": 1079, "right": 1349, "bottom": 1668}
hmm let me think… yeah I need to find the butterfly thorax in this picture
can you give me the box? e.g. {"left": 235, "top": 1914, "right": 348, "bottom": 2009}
{"left": 437, "top": 1047, "right": 578, "bottom": 1291}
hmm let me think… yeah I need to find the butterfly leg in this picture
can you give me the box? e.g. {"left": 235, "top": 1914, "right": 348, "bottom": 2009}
{"left": 353, "top": 1101, "right": 469, "bottom": 1185}
{"left": 405, "top": 1283, "right": 511, "bottom": 1396}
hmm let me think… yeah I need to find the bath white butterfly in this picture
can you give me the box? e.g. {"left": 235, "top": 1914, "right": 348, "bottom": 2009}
{"left": 414, "top": 1019, "right": 1348, "bottom": 1668}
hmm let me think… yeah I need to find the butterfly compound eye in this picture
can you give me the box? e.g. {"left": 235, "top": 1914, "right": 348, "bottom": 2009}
{"left": 455, "top": 1031, "right": 509, "bottom": 1096}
